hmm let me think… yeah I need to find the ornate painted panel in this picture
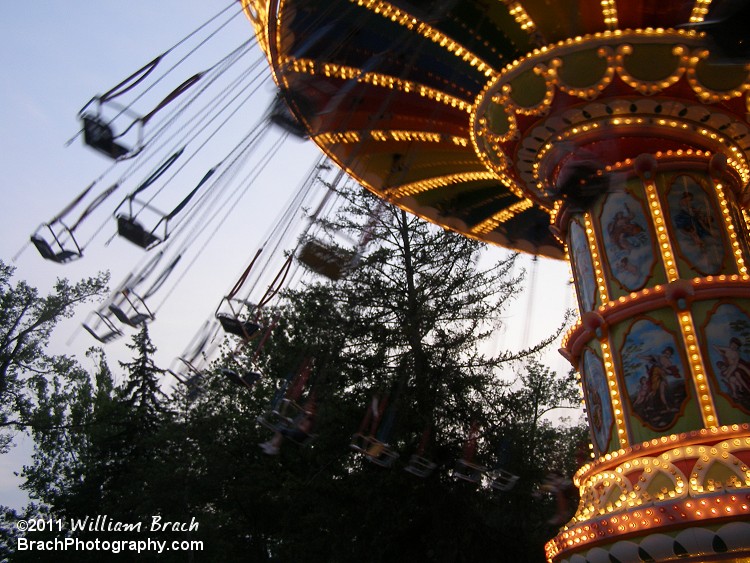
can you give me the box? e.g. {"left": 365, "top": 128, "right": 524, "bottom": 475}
{"left": 620, "top": 318, "right": 688, "bottom": 432}
{"left": 581, "top": 348, "right": 614, "bottom": 455}
{"left": 568, "top": 219, "right": 596, "bottom": 312}
{"left": 665, "top": 174, "right": 725, "bottom": 275}
{"left": 600, "top": 190, "right": 654, "bottom": 292}
{"left": 704, "top": 302, "right": 750, "bottom": 415}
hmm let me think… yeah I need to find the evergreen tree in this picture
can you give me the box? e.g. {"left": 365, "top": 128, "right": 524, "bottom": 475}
{"left": 193, "top": 186, "right": 582, "bottom": 561}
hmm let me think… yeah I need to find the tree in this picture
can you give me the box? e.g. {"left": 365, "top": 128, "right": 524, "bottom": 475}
{"left": 189, "top": 187, "right": 580, "bottom": 561}
{"left": 16, "top": 327, "right": 184, "bottom": 561}
{"left": 11, "top": 187, "right": 584, "bottom": 562}
{"left": 0, "top": 260, "right": 108, "bottom": 451}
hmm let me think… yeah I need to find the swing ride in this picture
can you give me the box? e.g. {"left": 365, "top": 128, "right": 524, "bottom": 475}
{"left": 239, "top": 0, "right": 750, "bottom": 560}
{"left": 23, "top": 0, "right": 750, "bottom": 559}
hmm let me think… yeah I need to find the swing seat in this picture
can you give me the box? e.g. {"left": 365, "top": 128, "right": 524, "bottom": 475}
{"left": 404, "top": 454, "right": 436, "bottom": 478}
{"left": 117, "top": 216, "right": 161, "bottom": 249}
{"left": 489, "top": 468, "right": 520, "bottom": 492}
{"left": 30, "top": 235, "right": 80, "bottom": 263}
{"left": 453, "top": 459, "right": 487, "bottom": 484}
{"left": 350, "top": 434, "right": 397, "bottom": 467}
{"left": 257, "top": 399, "right": 303, "bottom": 432}
{"left": 269, "top": 95, "right": 308, "bottom": 139}
{"left": 349, "top": 432, "right": 371, "bottom": 454}
{"left": 220, "top": 368, "right": 261, "bottom": 388}
{"left": 216, "top": 313, "right": 262, "bottom": 339}
{"left": 81, "top": 114, "right": 131, "bottom": 159}
{"left": 108, "top": 303, "right": 151, "bottom": 327}
{"left": 365, "top": 439, "right": 398, "bottom": 468}
{"left": 82, "top": 321, "right": 122, "bottom": 343}
{"left": 298, "top": 239, "right": 354, "bottom": 281}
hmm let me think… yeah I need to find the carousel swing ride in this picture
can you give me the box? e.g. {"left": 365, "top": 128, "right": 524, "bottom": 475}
{"left": 239, "top": 0, "right": 750, "bottom": 561}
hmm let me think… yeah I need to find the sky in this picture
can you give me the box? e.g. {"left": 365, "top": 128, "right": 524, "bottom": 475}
{"left": 0, "top": 1, "right": 574, "bottom": 509}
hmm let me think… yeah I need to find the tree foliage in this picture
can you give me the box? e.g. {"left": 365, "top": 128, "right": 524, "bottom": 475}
{"left": 0, "top": 261, "right": 108, "bottom": 452}
{"left": 9, "top": 190, "right": 585, "bottom": 562}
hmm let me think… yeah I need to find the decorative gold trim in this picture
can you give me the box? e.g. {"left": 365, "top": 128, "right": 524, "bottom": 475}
{"left": 644, "top": 180, "right": 679, "bottom": 282}
{"left": 685, "top": 49, "right": 750, "bottom": 103}
{"left": 282, "top": 57, "right": 473, "bottom": 113}
{"left": 600, "top": 0, "right": 618, "bottom": 31}
{"left": 388, "top": 171, "right": 497, "bottom": 199}
{"left": 240, "top": 0, "right": 272, "bottom": 61}
{"left": 585, "top": 212, "right": 609, "bottom": 305}
{"left": 600, "top": 339, "right": 629, "bottom": 449}
{"left": 503, "top": 1, "right": 537, "bottom": 34}
{"left": 312, "top": 130, "right": 469, "bottom": 146}
{"left": 615, "top": 44, "right": 688, "bottom": 96}
{"left": 689, "top": 0, "right": 713, "bottom": 23}
{"left": 678, "top": 309, "right": 718, "bottom": 427}
{"left": 349, "top": 0, "right": 496, "bottom": 77}
{"left": 713, "top": 181, "right": 748, "bottom": 275}
{"left": 469, "top": 199, "right": 533, "bottom": 235}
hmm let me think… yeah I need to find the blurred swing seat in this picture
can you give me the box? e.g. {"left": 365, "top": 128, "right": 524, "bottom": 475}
{"left": 82, "top": 312, "right": 123, "bottom": 343}
{"left": 404, "top": 454, "right": 436, "bottom": 478}
{"left": 488, "top": 468, "right": 520, "bottom": 491}
{"left": 453, "top": 459, "right": 487, "bottom": 484}
{"left": 220, "top": 367, "right": 261, "bottom": 389}
{"left": 269, "top": 94, "right": 308, "bottom": 139}
{"left": 257, "top": 398, "right": 305, "bottom": 432}
{"left": 81, "top": 114, "right": 131, "bottom": 160}
{"left": 108, "top": 290, "right": 153, "bottom": 327}
{"left": 216, "top": 312, "right": 262, "bottom": 339}
{"left": 116, "top": 215, "right": 161, "bottom": 249}
{"left": 350, "top": 434, "right": 398, "bottom": 467}
{"left": 30, "top": 234, "right": 80, "bottom": 264}
{"left": 298, "top": 238, "right": 355, "bottom": 280}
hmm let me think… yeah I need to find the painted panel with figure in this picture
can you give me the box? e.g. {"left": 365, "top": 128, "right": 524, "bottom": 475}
{"left": 581, "top": 348, "right": 614, "bottom": 455}
{"left": 705, "top": 303, "right": 750, "bottom": 415}
{"left": 601, "top": 191, "right": 654, "bottom": 292}
{"left": 569, "top": 219, "right": 596, "bottom": 312}
{"left": 666, "top": 175, "right": 724, "bottom": 275}
{"left": 621, "top": 318, "right": 688, "bottom": 431}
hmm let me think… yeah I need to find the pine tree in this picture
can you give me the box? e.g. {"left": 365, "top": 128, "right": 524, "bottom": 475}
{"left": 208, "top": 185, "right": 580, "bottom": 561}
{"left": 118, "top": 324, "right": 170, "bottom": 435}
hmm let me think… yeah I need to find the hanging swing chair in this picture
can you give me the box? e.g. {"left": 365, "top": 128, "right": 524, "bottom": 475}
{"left": 167, "top": 320, "right": 218, "bottom": 399}
{"left": 404, "top": 427, "right": 436, "bottom": 478}
{"left": 257, "top": 360, "right": 309, "bottom": 428}
{"left": 220, "top": 367, "right": 262, "bottom": 389}
{"left": 169, "top": 367, "right": 205, "bottom": 401}
{"left": 108, "top": 289, "right": 154, "bottom": 327}
{"left": 216, "top": 306, "right": 262, "bottom": 340}
{"left": 279, "top": 395, "right": 318, "bottom": 446}
{"left": 30, "top": 227, "right": 81, "bottom": 264}
{"left": 488, "top": 468, "right": 520, "bottom": 492}
{"left": 82, "top": 311, "right": 123, "bottom": 343}
{"left": 453, "top": 458, "right": 487, "bottom": 484}
{"left": 350, "top": 395, "right": 399, "bottom": 468}
{"left": 214, "top": 249, "right": 271, "bottom": 341}
{"left": 81, "top": 113, "right": 135, "bottom": 160}
{"left": 268, "top": 93, "right": 309, "bottom": 139}
{"left": 453, "top": 422, "right": 487, "bottom": 484}
{"left": 487, "top": 437, "right": 519, "bottom": 491}
{"left": 79, "top": 57, "right": 204, "bottom": 160}
{"left": 30, "top": 180, "right": 121, "bottom": 263}
{"left": 114, "top": 152, "right": 217, "bottom": 250}
{"left": 298, "top": 237, "right": 356, "bottom": 281}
